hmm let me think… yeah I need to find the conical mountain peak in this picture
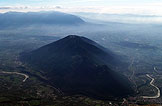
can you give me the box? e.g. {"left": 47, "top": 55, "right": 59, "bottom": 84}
{"left": 21, "top": 35, "right": 134, "bottom": 99}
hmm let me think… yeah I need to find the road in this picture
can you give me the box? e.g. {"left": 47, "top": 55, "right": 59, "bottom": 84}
{"left": 0, "top": 71, "right": 29, "bottom": 82}
{"left": 154, "top": 67, "right": 158, "bottom": 73}
{"left": 142, "top": 74, "right": 160, "bottom": 99}
{"left": 129, "top": 59, "right": 135, "bottom": 80}
{"left": 128, "top": 58, "right": 138, "bottom": 91}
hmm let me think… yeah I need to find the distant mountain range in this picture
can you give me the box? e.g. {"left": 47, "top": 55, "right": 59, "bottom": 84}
{"left": 21, "top": 35, "right": 134, "bottom": 99}
{"left": 0, "top": 11, "right": 85, "bottom": 28}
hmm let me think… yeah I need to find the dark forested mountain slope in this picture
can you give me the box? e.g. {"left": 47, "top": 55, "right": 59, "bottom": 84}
{"left": 21, "top": 35, "right": 134, "bottom": 99}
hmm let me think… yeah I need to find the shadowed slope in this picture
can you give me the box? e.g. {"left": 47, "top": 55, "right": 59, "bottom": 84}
{"left": 21, "top": 35, "right": 134, "bottom": 99}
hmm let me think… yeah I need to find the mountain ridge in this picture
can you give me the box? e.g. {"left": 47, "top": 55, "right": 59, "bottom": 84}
{"left": 0, "top": 11, "right": 85, "bottom": 28}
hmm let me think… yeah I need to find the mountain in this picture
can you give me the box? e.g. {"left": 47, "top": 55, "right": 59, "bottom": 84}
{"left": 0, "top": 11, "right": 85, "bottom": 28}
{"left": 21, "top": 35, "right": 134, "bottom": 99}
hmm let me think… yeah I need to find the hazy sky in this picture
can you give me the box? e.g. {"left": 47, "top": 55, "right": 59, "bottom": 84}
{"left": 0, "top": 0, "right": 162, "bottom": 15}
{"left": 0, "top": 0, "right": 160, "bottom": 6}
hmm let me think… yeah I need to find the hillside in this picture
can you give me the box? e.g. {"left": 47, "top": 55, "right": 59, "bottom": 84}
{"left": 21, "top": 35, "right": 134, "bottom": 99}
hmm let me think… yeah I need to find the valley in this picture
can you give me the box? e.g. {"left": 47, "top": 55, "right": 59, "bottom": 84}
{"left": 0, "top": 11, "right": 162, "bottom": 106}
{"left": 1, "top": 33, "right": 162, "bottom": 105}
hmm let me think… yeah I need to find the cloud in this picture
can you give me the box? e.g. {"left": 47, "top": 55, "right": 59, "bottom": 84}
{"left": 0, "top": 6, "right": 62, "bottom": 13}
{"left": 0, "top": 3, "right": 162, "bottom": 23}
{"left": 0, "top": 3, "right": 162, "bottom": 16}
{"left": 0, "top": 6, "right": 30, "bottom": 10}
{"left": 0, "top": 7, "right": 11, "bottom": 9}
{"left": 55, "top": 6, "right": 62, "bottom": 9}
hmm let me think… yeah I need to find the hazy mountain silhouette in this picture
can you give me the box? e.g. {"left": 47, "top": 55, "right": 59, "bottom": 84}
{"left": 21, "top": 35, "right": 134, "bottom": 99}
{"left": 0, "top": 11, "right": 85, "bottom": 28}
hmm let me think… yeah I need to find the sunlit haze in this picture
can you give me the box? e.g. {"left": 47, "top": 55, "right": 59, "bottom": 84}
{"left": 0, "top": 0, "right": 162, "bottom": 15}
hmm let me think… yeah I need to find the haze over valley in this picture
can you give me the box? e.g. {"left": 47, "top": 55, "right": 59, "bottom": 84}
{"left": 1, "top": 0, "right": 162, "bottom": 105}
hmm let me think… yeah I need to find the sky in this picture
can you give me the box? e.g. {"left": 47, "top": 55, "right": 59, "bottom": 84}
{"left": 0, "top": 0, "right": 162, "bottom": 15}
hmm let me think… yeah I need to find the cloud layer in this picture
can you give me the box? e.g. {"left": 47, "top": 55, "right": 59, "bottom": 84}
{"left": 0, "top": 0, "right": 162, "bottom": 23}
{"left": 0, "top": 3, "right": 162, "bottom": 16}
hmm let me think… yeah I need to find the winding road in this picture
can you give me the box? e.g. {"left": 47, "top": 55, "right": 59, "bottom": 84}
{"left": 142, "top": 74, "right": 160, "bottom": 99}
{"left": 0, "top": 71, "right": 29, "bottom": 82}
